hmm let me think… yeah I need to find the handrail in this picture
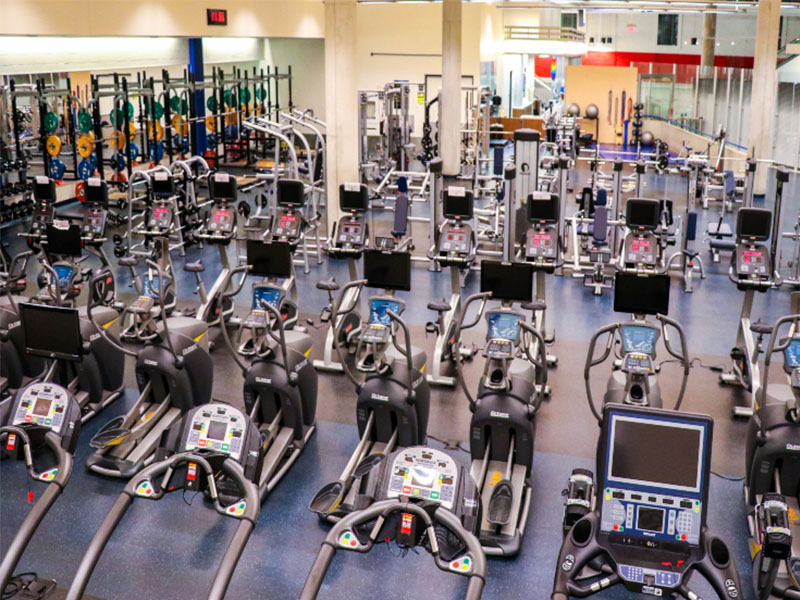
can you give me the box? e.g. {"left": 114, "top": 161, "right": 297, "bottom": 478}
{"left": 504, "top": 25, "right": 585, "bottom": 43}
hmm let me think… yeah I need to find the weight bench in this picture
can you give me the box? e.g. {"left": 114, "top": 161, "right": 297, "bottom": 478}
{"left": 706, "top": 173, "right": 736, "bottom": 263}
{"left": 582, "top": 189, "right": 613, "bottom": 295}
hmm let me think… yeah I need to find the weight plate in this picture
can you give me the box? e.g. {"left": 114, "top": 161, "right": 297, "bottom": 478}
{"left": 129, "top": 142, "right": 139, "bottom": 162}
{"left": 43, "top": 112, "right": 59, "bottom": 133}
{"left": 109, "top": 107, "right": 125, "bottom": 128}
{"left": 180, "top": 137, "right": 190, "bottom": 154}
{"left": 77, "top": 109, "right": 93, "bottom": 134}
{"left": 78, "top": 159, "right": 94, "bottom": 180}
{"left": 148, "top": 121, "right": 164, "bottom": 142}
{"left": 206, "top": 134, "right": 216, "bottom": 148}
{"left": 207, "top": 96, "right": 217, "bottom": 112}
{"left": 657, "top": 155, "right": 669, "bottom": 171}
{"left": 255, "top": 87, "right": 263, "bottom": 101}
{"left": 88, "top": 153, "right": 98, "bottom": 168}
{"left": 206, "top": 116, "right": 215, "bottom": 131}
{"left": 113, "top": 153, "right": 127, "bottom": 172}
{"left": 128, "top": 121, "right": 136, "bottom": 140}
{"left": 45, "top": 135, "right": 62, "bottom": 157}
{"left": 180, "top": 99, "right": 188, "bottom": 116}
{"left": 170, "top": 96, "right": 181, "bottom": 113}
{"left": 111, "top": 130, "right": 125, "bottom": 150}
{"left": 150, "top": 141, "right": 164, "bottom": 163}
{"left": 224, "top": 89, "right": 234, "bottom": 107}
{"left": 77, "top": 135, "right": 94, "bottom": 158}
{"left": 171, "top": 114, "right": 189, "bottom": 136}
{"left": 49, "top": 158, "right": 66, "bottom": 180}
{"left": 75, "top": 181, "right": 86, "bottom": 203}
{"left": 145, "top": 101, "right": 164, "bottom": 120}
{"left": 240, "top": 88, "right": 252, "bottom": 104}
{"left": 125, "top": 101, "right": 134, "bottom": 119}
{"left": 237, "top": 200, "right": 251, "bottom": 219}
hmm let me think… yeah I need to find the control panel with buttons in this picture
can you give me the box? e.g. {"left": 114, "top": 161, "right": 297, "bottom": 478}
{"left": 525, "top": 225, "right": 557, "bottom": 266}
{"left": 601, "top": 487, "right": 702, "bottom": 545}
{"left": 386, "top": 447, "right": 459, "bottom": 510}
{"left": 13, "top": 383, "right": 72, "bottom": 435}
{"left": 185, "top": 404, "right": 247, "bottom": 461}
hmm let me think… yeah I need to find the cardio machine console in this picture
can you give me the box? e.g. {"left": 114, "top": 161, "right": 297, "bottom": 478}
{"left": 385, "top": 447, "right": 460, "bottom": 509}
{"left": 484, "top": 310, "right": 523, "bottom": 359}
{"left": 185, "top": 404, "right": 247, "bottom": 461}
{"left": 599, "top": 408, "right": 710, "bottom": 591}
{"left": 438, "top": 222, "right": 474, "bottom": 266}
{"left": 361, "top": 297, "right": 404, "bottom": 344}
{"left": 525, "top": 226, "right": 558, "bottom": 269}
{"left": 30, "top": 208, "right": 54, "bottom": 235}
{"left": 243, "top": 285, "right": 284, "bottom": 329}
{"left": 272, "top": 211, "right": 302, "bottom": 242}
{"left": 147, "top": 203, "right": 173, "bottom": 234}
{"left": 735, "top": 243, "right": 771, "bottom": 285}
{"left": 81, "top": 211, "right": 107, "bottom": 241}
{"left": 620, "top": 324, "right": 659, "bottom": 374}
{"left": 204, "top": 205, "right": 236, "bottom": 240}
{"left": 624, "top": 234, "right": 658, "bottom": 270}
{"left": 783, "top": 339, "right": 800, "bottom": 388}
{"left": 334, "top": 215, "right": 368, "bottom": 252}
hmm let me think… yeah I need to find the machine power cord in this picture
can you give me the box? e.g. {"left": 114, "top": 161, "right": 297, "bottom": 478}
{"left": 711, "top": 471, "right": 745, "bottom": 482}
{"left": 656, "top": 357, "right": 726, "bottom": 373}
{"left": 3, "top": 573, "right": 55, "bottom": 600}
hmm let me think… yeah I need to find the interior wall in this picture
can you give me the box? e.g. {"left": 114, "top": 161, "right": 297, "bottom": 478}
{"left": 266, "top": 38, "right": 325, "bottom": 120}
{"left": 565, "top": 64, "right": 638, "bottom": 144}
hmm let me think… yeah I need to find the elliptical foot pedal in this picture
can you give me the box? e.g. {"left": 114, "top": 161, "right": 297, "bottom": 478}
{"left": 486, "top": 480, "right": 513, "bottom": 526}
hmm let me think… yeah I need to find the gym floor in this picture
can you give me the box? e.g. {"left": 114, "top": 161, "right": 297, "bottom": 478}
{"left": 1, "top": 161, "right": 796, "bottom": 600}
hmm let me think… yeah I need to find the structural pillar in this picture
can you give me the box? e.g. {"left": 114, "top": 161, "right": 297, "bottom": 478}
{"left": 324, "top": 0, "right": 358, "bottom": 231}
{"left": 747, "top": 0, "right": 781, "bottom": 194}
{"left": 188, "top": 38, "right": 206, "bottom": 155}
{"left": 441, "top": 0, "right": 462, "bottom": 176}
{"left": 700, "top": 14, "right": 716, "bottom": 72}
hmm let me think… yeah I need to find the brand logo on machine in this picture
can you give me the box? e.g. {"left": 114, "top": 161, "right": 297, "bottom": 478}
{"left": 464, "top": 498, "right": 478, "bottom": 508}
{"left": 89, "top": 332, "right": 101, "bottom": 342}
{"left": 641, "top": 585, "right": 662, "bottom": 596}
{"left": 371, "top": 393, "right": 390, "bottom": 402}
{"left": 256, "top": 377, "right": 272, "bottom": 385}
{"left": 182, "top": 344, "right": 198, "bottom": 356}
{"left": 561, "top": 554, "right": 575, "bottom": 571}
{"left": 787, "top": 443, "right": 800, "bottom": 452}
{"left": 144, "top": 359, "right": 158, "bottom": 367}
{"left": 8, "top": 320, "right": 20, "bottom": 330}
{"left": 490, "top": 411, "right": 510, "bottom": 419}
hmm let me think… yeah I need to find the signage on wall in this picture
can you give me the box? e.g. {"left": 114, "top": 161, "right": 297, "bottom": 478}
{"left": 207, "top": 9, "right": 227, "bottom": 26}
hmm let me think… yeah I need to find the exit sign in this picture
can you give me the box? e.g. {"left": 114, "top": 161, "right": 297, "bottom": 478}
{"left": 207, "top": 9, "right": 227, "bottom": 26}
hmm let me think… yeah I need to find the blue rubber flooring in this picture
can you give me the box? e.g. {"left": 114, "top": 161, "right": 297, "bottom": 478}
{"left": 0, "top": 390, "right": 754, "bottom": 600}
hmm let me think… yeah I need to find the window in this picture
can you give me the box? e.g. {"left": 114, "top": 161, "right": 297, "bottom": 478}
{"left": 561, "top": 13, "right": 578, "bottom": 29}
{"left": 657, "top": 14, "right": 679, "bottom": 46}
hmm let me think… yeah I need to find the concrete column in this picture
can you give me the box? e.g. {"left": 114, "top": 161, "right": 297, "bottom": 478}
{"left": 747, "top": 0, "right": 781, "bottom": 194}
{"left": 324, "top": 0, "right": 358, "bottom": 230}
{"left": 700, "top": 13, "right": 716, "bottom": 72}
{"left": 441, "top": 0, "right": 462, "bottom": 176}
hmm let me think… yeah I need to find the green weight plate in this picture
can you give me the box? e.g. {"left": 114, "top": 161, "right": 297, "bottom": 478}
{"left": 170, "top": 96, "right": 181, "bottom": 112}
{"left": 240, "top": 88, "right": 252, "bottom": 104}
{"left": 255, "top": 87, "right": 263, "bottom": 101}
{"left": 125, "top": 101, "right": 134, "bottom": 119}
{"left": 180, "top": 99, "right": 188, "bottom": 116}
{"left": 77, "top": 110, "right": 93, "bottom": 134}
{"left": 109, "top": 107, "right": 125, "bottom": 128}
{"left": 153, "top": 101, "right": 164, "bottom": 120}
{"left": 43, "top": 112, "right": 59, "bottom": 133}
{"left": 207, "top": 96, "right": 217, "bottom": 112}
{"left": 223, "top": 89, "right": 233, "bottom": 107}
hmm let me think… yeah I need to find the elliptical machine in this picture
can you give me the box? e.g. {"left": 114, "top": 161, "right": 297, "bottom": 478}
{"left": 0, "top": 382, "right": 82, "bottom": 594}
{"left": 314, "top": 183, "right": 370, "bottom": 373}
{"left": 426, "top": 186, "right": 477, "bottom": 387}
{"left": 720, "top": 206, "right": 781, "bottom": 417}
{"left": 584, "top": 273, "right": 690, "bottom": 419}
{"left": 85, "top": 259, "right": 213, "bottom": 478}
{"left": 300, "top": 447, "right": 487, "bottom": 600}
{"left": 553, "top": 404, "right": 743, "bottom": 600}
{"left": 309, "top": 249, "right": 430, "bottom": 521}
{"left": 618, "top": 198, "right": 664, "bottom": 276}
{"left": 744, "top": 300, "right": 800, "bottom": 599}
{"left": 454, "top": 260, "right": 548, "bottom": 556}
{"left": 217, "top": 239, "right": 317, "bottom": 499}
{"left": 67, "top": 403, "right": 264, "bottom": 600}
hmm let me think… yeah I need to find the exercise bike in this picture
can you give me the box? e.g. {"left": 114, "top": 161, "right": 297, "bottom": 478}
{"left": 85, "top": 258, "right": 213, "bottom": 478}
{"left": 584, "top": 273, "right": 690, "bottom": 421}
{"left": 0, "top": 382, "right": 82, "bottom": 595}
{"left": 314, "top": 183, "right": 370, "bottom": 373}
{"left": 553, "top": 404, "right": 743, "bottom": 600}
{"left": 300, "top": 447, "right": 487, "bottom": 600}
{"left": 309, "top": 249, "right": 430, "bottom": 522}
{"left": 453, "top": 260, "right": 548, "bottom": 557}
{"left": 217, "top": 239, "right": 317, "bottom": 500}
{"left": 744, "top": 302, "right": 800, "bottom": 599}
{"left": 67, "top": 403, "right": 264, "bottom": 600}
{"left": 720, "top": 206, "right": 780, "bottom": 417}
{"left": 426, "top": 186, "right": 477, "bottom": 387}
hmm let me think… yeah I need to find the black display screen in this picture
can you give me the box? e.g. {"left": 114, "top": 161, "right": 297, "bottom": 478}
{"left": 207, "top": 420, "right": 227, "bottom": 441}
{"left": 33, "top": 178, "right": 56, "bottom": 204}
{"left": 85, "top": 180, "right": 108, "bottom": 208}
{"left": 277, "top": 179, "right": 305, "bottom": 207}
{"left": 610, "top": 417, "right": 702, "bottom": 490}
{"left": 737, "top": 208, "right": 772, "bottom": 241}
{"left": 443, "top": 190, "right": 473, "bottom": 219}
{"left": 527, "top": 193, "right": 558, "bottom": 223}
{"left": 613, "top": 273, "right": 670, "bottom": 316}
{"left": 480, "top": 260, "right": 533, "bottom": 302}
{"left": 20, "top": 303, "right": 82, "bottom": 361}
{"left": 151, "top": 175, "right": 175, "bottom": 197}
{"left": 340, "top": 185, "right": 368, "bottom": 212}
{"left": 637, "top": 506, "right": 665, "bottom": 533}
{"left": 210, "top": 175, "right": 237, "bottom": 202}
{"left": 46, "top": 224, "right": 82, "bottom": 257}
{"left": 626, "top": 199, "right": 660, "bottom": 230}
{"left": 247, "top": 240, "right": 292, "bottom": 278}
{"left": 363, "top": 250, "right": 411, "bottom": 291}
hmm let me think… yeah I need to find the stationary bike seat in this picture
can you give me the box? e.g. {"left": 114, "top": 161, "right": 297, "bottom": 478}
{"left": 522, "top": 300, "right": 547, "bottom": 312}
{"left": 118, "top": 256, "right": 139, "bottom": 267}
{"left": 183, "top": 261, "right": 204, "bottom": 273}
{"left": 316, "top": 278, "right": 339, "bottom": 291}
{"left": 683, "top": 249, "right": 700, "bottom": 260}
{"left": 427, "top": 300, "right": 451, "bottom": 313}
{"left": 750, "top": 320, "right": 773, "bottom": 335}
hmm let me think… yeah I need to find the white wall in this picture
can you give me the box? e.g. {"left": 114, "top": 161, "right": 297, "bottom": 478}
{"left": 266, "top": 38, "right": 325, "bottom": 119}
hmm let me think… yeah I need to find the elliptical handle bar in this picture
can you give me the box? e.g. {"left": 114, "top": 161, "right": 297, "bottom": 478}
{"left": 261, "top": 301, "right": 295, "bottom": 385}
{"left": 519, "top": 321, "right": 549, "bottom": 413}
{"left": 39, "top": 260, "right": 64, "bottom": 307}
{"left": 759, "top": 314, "right": 800, "bottom": 421}
{"left": 217, "top": 264, "right": 251, "bottom": 374}
{"left": 221, "top": 264, "right": 250, "bottom": 300}
{"left": 387, "top": 309, "right": 416, "bottom": 404}
{"left": 657, "top": 314, "right": 690, "bottom": 411}
{"left": 144, "top": 259, "right": 180, "bottom": 368}
{"left": 584, "top": 323, "right": 619, "bottom": 423}
{"left": 333, "top": 279, "right": 367, "bottom": 389}
{"left": 453, "top": 292, "right": 491, "bottom": 410}
{"left": 86, "top": 270, "right": 138, "bottom": 358}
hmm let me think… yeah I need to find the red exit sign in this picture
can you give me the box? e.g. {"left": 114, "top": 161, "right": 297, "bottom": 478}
{"left": 207, "top": 9, "right": 227, "bottom": 26}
